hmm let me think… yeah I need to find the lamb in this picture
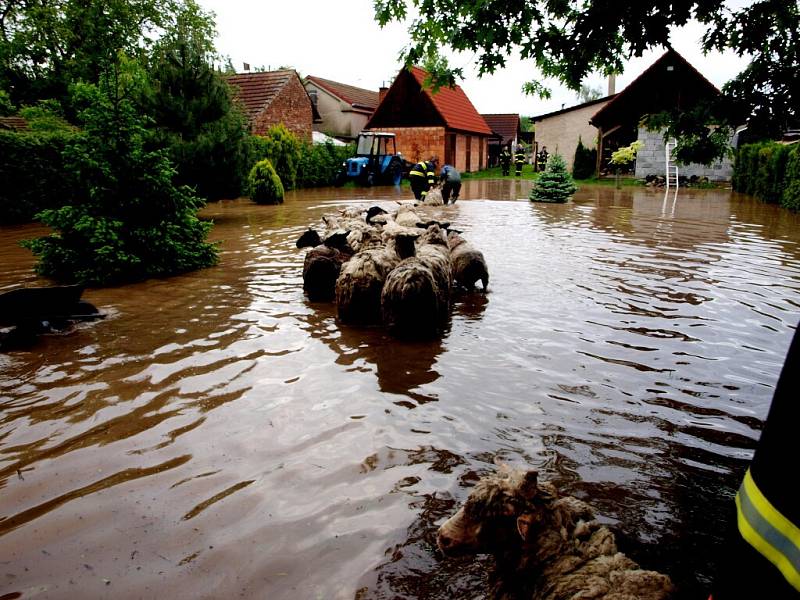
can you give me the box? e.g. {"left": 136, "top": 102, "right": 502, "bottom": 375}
{"left": 437, "top": 466, "right": 674, "bottom": 600}
{"left": 447, "top": 230, "right": 489, "bottom": 291}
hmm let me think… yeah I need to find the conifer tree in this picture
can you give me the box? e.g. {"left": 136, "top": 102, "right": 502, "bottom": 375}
{"left": 529, "top": 153, "right": 578, "bottom": 203}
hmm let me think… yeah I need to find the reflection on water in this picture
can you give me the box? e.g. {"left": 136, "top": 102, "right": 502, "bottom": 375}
{"left": 1, "top": 182, "right": 799, "bottom": 599}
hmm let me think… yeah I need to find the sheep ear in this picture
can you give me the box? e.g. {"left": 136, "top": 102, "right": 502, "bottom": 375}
{"left": 517, "top": 513, "right": 536, "bottom": 540}
{"left": 518, "top": 470, "right": 539, "bottom": 499}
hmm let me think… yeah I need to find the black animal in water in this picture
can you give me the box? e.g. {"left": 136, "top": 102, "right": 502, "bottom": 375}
{"left": 0, "top": 285, "right": 104, "bottom": 351}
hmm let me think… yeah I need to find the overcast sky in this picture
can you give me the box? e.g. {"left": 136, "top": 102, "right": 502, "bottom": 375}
{"left": 197, "top": 0, "right": 751, "bottom": 117}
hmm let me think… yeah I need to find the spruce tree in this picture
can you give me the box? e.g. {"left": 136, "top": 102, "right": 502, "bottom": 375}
{"left": 529, "top": 153, "right": 578, "bottom": 203}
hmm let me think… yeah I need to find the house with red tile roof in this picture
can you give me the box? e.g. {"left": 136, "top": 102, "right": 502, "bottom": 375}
{"left": 481, "top": 113, "right": 522, "bottom": 166}
{"left": 304, "top": 76, "right": 379, "bottom": 141}
{"left": 365, "top": 66, "right": 493, "bottom": 173}
{"left": 226, "top": 70, "right": 316, "bottom": 141}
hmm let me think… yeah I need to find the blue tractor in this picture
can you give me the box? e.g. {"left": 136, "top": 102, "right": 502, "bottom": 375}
{"left": 336, "top": 132, "right": 409, "bottom": 186}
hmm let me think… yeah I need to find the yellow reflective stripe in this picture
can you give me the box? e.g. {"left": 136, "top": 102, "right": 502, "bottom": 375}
{"left": 736, "top": 469, "right": 800, "bottom": 591}
{"left": 409, "top": 170, "right": 425, "bottom": 177}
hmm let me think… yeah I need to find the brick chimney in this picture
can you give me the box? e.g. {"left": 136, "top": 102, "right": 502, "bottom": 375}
{"left": 607, "top": 74, "right": 616, "bottom": 96}
{"left": 378, "top": 86, "right": 389, "bottom": 104}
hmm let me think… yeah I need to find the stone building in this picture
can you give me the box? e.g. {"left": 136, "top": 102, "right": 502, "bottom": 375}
{"left": 365, "top": 66, "right": 492, "bottom": 173}
{"left": 226, "top": 70, "right": 317, "bottom": 142}
{"left": 590, "top": 48, "right": 733, "bottom": 180}
{"left": 303, "top": 76, "right": 378, "bottom": 141}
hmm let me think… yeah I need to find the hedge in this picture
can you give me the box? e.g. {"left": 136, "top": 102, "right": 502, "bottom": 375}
{"left": 733, "top": 142, "right": 800, "bottom": 210}
{"left": 0, "top": 129, "right": 80, "bottom": 223}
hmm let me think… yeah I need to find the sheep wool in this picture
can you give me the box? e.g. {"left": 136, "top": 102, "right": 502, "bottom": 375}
{"left": 447, "top": 231, "right": 489, "bottom": 291}
{"left": 335, "top": 243, "right": 401, "bottom": 325}
{"left": 303, "top": 245, "right": 350, "bottom": 302}
{"left": 381, "top": 258, "right": 443, "bottom": 338}
{"left": 437, "top": 467, "right": 674, "bottom": 600}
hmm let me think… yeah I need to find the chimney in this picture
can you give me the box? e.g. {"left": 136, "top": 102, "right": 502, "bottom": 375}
{"left": 607, "top": 74, "right": 616, "bottom": 96}
{"left": 378, "top": 86, "right": 389, "bottom": 104}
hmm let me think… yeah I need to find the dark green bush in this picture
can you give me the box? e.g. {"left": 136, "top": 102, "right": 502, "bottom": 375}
{"left": 572, "top": 137, "right": 597, "bottom": 179}
{"left": 248, "top": 159, "right": 284, "bottom": 204}
{"left": 0, "top": 129, "right": 80, "bottom": 223}
{"left": 782, "top": 145, "right": 800, "bottom": 211}
{"left": 733, "top": 142, "right": 798, "bottom": 210}
{"left": 530, "top": 153, "right": 577, "bottom": 203}
{"left": 22, "top": 72, "right": 218, "bottom": 286}
{"left": 296, "top": 141, "right": 353, "bottom": 187}
{"left": 249, "top": 124, "right": 302, "bottom": 190}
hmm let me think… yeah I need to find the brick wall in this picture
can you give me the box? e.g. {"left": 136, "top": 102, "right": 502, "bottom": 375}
{"left": 367, "top": 126, "right": 489, "bottom": 172}
{"left": 252, "top": 75, "right": 313, "bottom": 142}
{"left": 377, "top": 126, "right": 446, "bottom": 166}
{"left": 634, "top": 127, "right": 733, "bottom": 181}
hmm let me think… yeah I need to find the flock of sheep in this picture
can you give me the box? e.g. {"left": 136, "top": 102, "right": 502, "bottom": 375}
{"left": 295, "top": 196, "right": 489, "bottom": 338}
{"left": 297, "top": 195, "right": 677, "bottom": 597}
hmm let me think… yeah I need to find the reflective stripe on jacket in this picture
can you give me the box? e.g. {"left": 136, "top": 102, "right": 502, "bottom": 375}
{"left": 409, "top": 161, "right": 428, "bottom": 178}
{"left": 736, "top": 468, "right": 800, "bottom": 591}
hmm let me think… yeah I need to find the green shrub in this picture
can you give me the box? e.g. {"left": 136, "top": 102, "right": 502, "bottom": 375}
{"left": 248, "top": 159, "right": 284, "bottom": 204}
{"left": 0, "top": 129, "right": 80, "bottom": 223}
{"left": 782, "top": 145, "right": 800, "bottom": 211}
{"left": 572, "top": 137, "right": 597, "bottom": 179}
{"left": 530, "top": 153, "right": 577, "bottom": 203}
{"left": 22, "top": 71, "right": 218, "bottom": 286}
{"left": 733, "top": 141, "right": 798, "bottom": 210}
{"left": 249, "top": 124, "right": 302, "bottom": 190}
{"left": 296, "top": 141, "right": 353, "bottom": 187}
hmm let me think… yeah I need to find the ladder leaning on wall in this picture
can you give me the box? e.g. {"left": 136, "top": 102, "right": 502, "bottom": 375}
{"left": 665, "top": 139, "right": 679, "bottom": 189}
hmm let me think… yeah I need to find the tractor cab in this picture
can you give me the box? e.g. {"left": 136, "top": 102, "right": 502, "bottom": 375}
{"left": 337, "top": 132, "right": 408, "bottom": 186}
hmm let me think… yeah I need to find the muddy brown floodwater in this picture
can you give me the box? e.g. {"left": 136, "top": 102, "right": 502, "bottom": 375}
{"left": 1, "top": 181, "right": 799, "bottom": 599}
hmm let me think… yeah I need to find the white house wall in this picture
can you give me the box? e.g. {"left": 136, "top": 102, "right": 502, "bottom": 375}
{"left": 306, "top": 83, "right": 371, "bottom": 139}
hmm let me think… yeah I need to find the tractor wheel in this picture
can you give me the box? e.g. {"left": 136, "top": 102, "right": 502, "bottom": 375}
{"left": 333, "top": 171, "right": 346, "bottom": 187}
{"left": 365, "top": 172, "right": 375, "bottom": 187}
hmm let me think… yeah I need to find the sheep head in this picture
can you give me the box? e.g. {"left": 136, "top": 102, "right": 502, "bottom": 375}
{"left": 296, "top": 228, "right": 322, "bottom": 248}
{"left": 437, "top": 468, "right": 553, "bottom": 557}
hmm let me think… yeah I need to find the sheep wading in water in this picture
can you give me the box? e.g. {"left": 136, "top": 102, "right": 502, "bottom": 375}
{"left": 448, "top": 230, "right": 489, "bottom": 291}
{"left": 381, "top": 225, "right": 452, "bottom": 337}
{"left": 437, "top": 466, "right": 674, "bottom": 600}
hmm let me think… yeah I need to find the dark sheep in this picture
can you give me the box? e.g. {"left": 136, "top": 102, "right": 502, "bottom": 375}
{"left": 437, "top": 466, "right": 675, "bottom": 600}
{"left": 296, "top": 228, "right": 322, "bottom": 248}
{"left": 302, "top": 245, "right": 351, "bottom": 302}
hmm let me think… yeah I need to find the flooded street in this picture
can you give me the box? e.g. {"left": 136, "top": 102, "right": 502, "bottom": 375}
{"left": 1, "top": 181, "right": 799, "bottom": 599}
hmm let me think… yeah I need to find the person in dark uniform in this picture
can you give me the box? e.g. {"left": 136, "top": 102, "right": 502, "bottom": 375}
{"left": 500, "top": 147, "right": 512, "bottom": 176}
{"left": 711, "top": 322, "right": 800, "bottom": 598}
{"left": 409, "top": 157, "right": 437, "bottom": 201}
{"left": 439, "top": 164, "right": 461, "bottom": 204}
{"left": 514, "top": 145, "right": 526, "bottom": 176}
{"left": 537, "top": 146, "right": 549, "bottom": 172}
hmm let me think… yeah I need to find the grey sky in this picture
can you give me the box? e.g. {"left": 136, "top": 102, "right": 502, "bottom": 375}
{"left": 198, "top": 0, "right": 751, "bottom": 117}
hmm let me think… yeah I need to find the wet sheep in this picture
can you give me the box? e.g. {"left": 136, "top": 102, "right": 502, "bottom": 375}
{"left": 437, "top": 466, "right": 674, "bottom": 600}
{"left": 447, "top": 231, "right": 489, "bottom": 291}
